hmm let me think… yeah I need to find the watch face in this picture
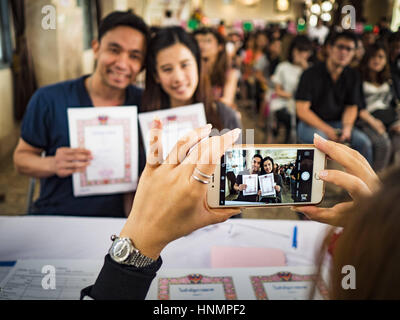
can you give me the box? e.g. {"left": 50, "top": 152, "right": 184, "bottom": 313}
{"left": 112, "top": 240, "right": 131, "bottom": 262}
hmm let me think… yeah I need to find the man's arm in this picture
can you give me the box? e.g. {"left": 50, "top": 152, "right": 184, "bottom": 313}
{"left": 296, "top": 101, "right": 339, "bottom": 141}
{"left": 13, "top": 138, "right": 92, "bottom": 179}
{"left": 341, "top": 105, "right": 358, "bottom": 142}
{"left": 13, "top": 139, "right": 56, "bottom": 179}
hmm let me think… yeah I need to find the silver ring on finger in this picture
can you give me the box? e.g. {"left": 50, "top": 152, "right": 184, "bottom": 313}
{"left": 192, "top": 174, "right": 210, "bottom": 185}
{"left": 194, "top": 167, "right": 213, "bottom": 180}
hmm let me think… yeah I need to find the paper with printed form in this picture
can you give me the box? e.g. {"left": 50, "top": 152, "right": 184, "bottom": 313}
{"left": 242, "top": 174, "right": 258, "bottom": 196}
{"left": 259, "top": 174, "right": 276, "bottom": 197}
{"left": 68, "top": 106, "right": 139, "bottom": 197}
{"left": 138, "top": 103, "right": 207, "bottom": 160}
{"left": 0, "top": 260, "right": 102, "bottom": 300}
{"left": 145, "top": 266, "right": 329, "bottom": 300}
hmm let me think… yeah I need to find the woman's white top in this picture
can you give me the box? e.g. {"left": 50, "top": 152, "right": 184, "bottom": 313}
{"left": 270, "top": 61, "right": 304, "bottom": 114}
{"left": 363, "top": 81, "right": 392, "bottom": 114}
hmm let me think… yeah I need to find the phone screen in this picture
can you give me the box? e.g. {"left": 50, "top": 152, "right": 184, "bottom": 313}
{"left": 219, "top": 148, "right": 315, "bottom": 207}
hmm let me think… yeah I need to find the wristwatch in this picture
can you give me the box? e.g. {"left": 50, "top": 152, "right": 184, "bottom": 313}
{"left": 109, "top": 235, "right": 156, "bottom": 268}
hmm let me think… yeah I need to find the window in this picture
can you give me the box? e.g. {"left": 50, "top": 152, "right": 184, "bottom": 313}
{"left": 78, "top": 0, "right": 98, "bottom": 50}
{"left": 0, "top": 0, "right": 12, "bottom": 67}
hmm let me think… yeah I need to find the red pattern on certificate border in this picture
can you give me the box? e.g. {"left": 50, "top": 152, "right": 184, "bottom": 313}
{"left": 250, "top": 272, "right": 329, "bottom": 300}
{"left": 77, "top": 117, "right": 132, "bottom": 187}
{"left": 145, "top": 114, "right": 200, "bottom": 130}
{"left": 158, "top": 274, "right": 237, "bottom": 300}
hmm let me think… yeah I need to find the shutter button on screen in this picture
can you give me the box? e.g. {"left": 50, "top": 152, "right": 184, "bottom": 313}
{"left": 301, "top": 171, "right": 311, "bottom": 181}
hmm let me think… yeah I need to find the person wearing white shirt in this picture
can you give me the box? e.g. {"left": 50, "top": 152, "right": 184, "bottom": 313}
{"left": 270, "top": 36, "right": 313, "bottom": 143}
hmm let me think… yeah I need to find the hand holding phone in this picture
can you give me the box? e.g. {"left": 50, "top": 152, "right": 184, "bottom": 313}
{"left": 294, "top": 134, "right": 381, "bottom": 227}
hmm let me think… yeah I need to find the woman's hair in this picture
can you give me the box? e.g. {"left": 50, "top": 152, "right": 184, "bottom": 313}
{"left": 287, "top": 35, "right": 312, "bottom": 63}
{"left": 360, "top": 42, "right": 391, "bottom": 84}
{"left": 193, "top": 27, "right": 229, "bottom": 88}
{"left": 315, "top": 165, "right": 400, "bottom": 299}
{"left": 260, "top": 156, "right": 274, "bottom": 175}
{"left": 141, "top": 27, "right": 222, "bottom": 129}
{"left": 254, "top": 30, "right": 269, "bottom": 54}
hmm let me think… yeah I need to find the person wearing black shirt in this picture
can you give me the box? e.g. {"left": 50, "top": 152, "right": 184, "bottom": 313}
{"left": 295, "top": 31, "right": 373, "bottom": 165}
{"left": 258, "top": 156, "right": 283, "bottom": 204}
{"left": 233, "top": 154, "right": 262, "bottom": 203}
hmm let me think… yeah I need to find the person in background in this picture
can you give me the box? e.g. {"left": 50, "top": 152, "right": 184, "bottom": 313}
{"left": 267, "top": 37, "right": 282, "bottom": 77}
{"left": 13, "top": 11, "right": 149, "bottom": 217}
{"left": 141, "top": 27, "right": 241, "bottom": 133}
{"left": 295, "top": 31, "right": 373, "bottom": 165}
{"left": 308, "top": 18, "right": 330, "bottom": 46}
{"left": 225, "top": 150, "right": 238, "bottom": 196}
{"left": 350, "top": 36, "right": 365, "bottom": 68}
{"left": 193, "top": 27, "right": 240, "bottom": 109}
{"left": 271, "top": 35, "right": 312, "bottom": 143}
{"left": 357, "top": 43, "right": 400, "bottom": 170}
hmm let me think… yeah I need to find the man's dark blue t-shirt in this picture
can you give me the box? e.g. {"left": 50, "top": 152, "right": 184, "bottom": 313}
{"left": 21, "top": 75, "right": 143, "bottom": 217}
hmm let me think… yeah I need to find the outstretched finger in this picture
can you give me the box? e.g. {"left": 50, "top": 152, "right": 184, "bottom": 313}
{"left": 314, "top": 134, "right": 379, "bottom": 190}
{"left": 318, "top": 170, "right": 372, "bottom": 199}
{"left": 147, "top": 119, "right": 164, "bottom": 169}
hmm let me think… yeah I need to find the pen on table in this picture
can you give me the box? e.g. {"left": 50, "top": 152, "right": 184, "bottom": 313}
{"left": 292, "top": 226, "right": 298, "bottom": 249}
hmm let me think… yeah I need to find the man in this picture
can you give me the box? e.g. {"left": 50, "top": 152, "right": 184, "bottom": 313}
{"left": 13, "top": 11, "right": 150, "bottom": 217}
{"left": 233, "top": 154, "right": 262, "bottom": 203}
{"left": 295, "top": 31, "right": 373, "bottom": 165}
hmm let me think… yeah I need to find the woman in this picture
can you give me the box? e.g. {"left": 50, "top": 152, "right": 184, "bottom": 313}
{"left": 358, "top": 43, "right": 400, "bottom": 171}
{"left": 141, "top": 27, "right": 241, "bottom": 132}
{"left": 270, "top": 35, "right": 312, "bottom": 143}
{"left": 193, "top": 27, "right": 240, "bottom": 109}
{"left": 82, "top": 129, "right": 400, "bottom": 300}
{"left": 259, "top": 156, "right": 283, "bottom": 204}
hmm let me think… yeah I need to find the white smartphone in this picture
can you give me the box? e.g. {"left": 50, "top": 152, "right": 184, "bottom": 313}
{"left": 207, "top": 145, "right": 327, "bottom": 208}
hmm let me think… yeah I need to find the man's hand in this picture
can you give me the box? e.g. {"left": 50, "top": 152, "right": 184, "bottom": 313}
{"left": 238, "top": 184, "right": 247, "bottom": 192}
{"left": 371, "top": 118, "right": 386, "bottom": 135}
{"left": 340, "top": 125, "right": 352, "bottom": 142}
{"left": 324, "top": 127, "right": 340, "bottom": 142}
{"left": 53, "top": 148, "right": 93, "bottom": 178}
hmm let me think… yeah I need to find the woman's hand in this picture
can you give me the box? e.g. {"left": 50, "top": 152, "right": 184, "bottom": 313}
{"left": 120, "top": 121, "right": 242, "bottom": 259}
{"left": 274, "top": 185, "right": 281, "bottom": 193}
{"left": 294, "top": 134, "right": 381, "bottom": 227}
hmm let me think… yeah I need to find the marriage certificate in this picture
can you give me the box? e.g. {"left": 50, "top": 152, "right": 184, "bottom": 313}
{"left": 68, "top": 106, "right": 138, "bottom": 197}
{"left": 259, "top": 174, "right": 276, "bottom": 197}
{"left": 138, "top": 103, "right": 207, "bottom": 160}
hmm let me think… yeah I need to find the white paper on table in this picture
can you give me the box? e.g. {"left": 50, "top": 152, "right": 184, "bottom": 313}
{"left": 145, "top": 266, "right": 329, "bottom": 300}
{"left": 68, "top": 106, "right": 139, "bottom": 197}
{"left": 259, "top": 174, "right": 276, "bottom": 197}
{"left": 0, "top": 260, "right": 103, "bottom": 300}
{"left": 242, "top": 174, "right": 258, "bottom": 196}
{"left": 138, "top": 103, "right": 207, "bottom": 160}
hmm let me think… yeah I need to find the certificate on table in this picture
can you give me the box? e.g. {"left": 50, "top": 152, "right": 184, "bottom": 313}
{"left": 259, "top": 174, "right": 276, "bottom": 197}
{"left": 68, "top": 106, "right": 138, "bottom": 197}
{"left": 138, "top": 103, "right": 207, "bottom": 160}
{"left": 145, "top": 266, "right": 329, "bottom": 300}
{"left": 242, "top": 174, "right": 258, "bottom": 196}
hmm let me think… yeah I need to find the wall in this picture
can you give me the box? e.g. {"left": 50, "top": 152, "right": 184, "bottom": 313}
{"left": 202, "top": 0, "right": 302, "bottom": 25}
{"left": 0, "top": 68, "right": 17, "bottom": 159}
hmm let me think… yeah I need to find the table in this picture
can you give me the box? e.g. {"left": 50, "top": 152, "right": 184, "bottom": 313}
{"left": 0, "top": 216, "right": 330, "bottom": 268}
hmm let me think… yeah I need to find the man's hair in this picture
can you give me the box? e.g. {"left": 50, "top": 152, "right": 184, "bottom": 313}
{"left": 328, "top": 31, "right": 358, "bottom": 49}
{"left": 98, "top": 11, "right": 150, "bottom": 45}
{"left": 253, "top": 154, "right": 263, "bottom": 162}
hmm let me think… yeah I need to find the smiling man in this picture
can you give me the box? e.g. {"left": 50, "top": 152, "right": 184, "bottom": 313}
{"left": 13, "top": 11, "right": 150, "bottom": 217}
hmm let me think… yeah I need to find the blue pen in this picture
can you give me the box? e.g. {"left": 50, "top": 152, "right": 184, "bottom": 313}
{"left": 292, "top": 226, "right": 298, "bottom": 249}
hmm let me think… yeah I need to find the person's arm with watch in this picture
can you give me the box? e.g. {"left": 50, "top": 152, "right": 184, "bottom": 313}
{"left": 81, "top": 121, "right": 242, "bottom": 300}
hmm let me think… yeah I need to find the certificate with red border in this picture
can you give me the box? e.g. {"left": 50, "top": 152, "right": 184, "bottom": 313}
{"left": 138, "top": 103, "right": 207, "bottom": 160}
{"left": 68, "top": 106, "right": 138, "bottom": 197}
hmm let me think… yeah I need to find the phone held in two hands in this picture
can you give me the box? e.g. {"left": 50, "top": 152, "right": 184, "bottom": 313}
{"left": 207, "top": 145, "right": 327, "bottom": 209}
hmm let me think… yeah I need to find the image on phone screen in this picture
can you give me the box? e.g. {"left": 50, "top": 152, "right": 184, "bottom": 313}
{"left": 220, "top": 148, "right": 315, "bottom": 207}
